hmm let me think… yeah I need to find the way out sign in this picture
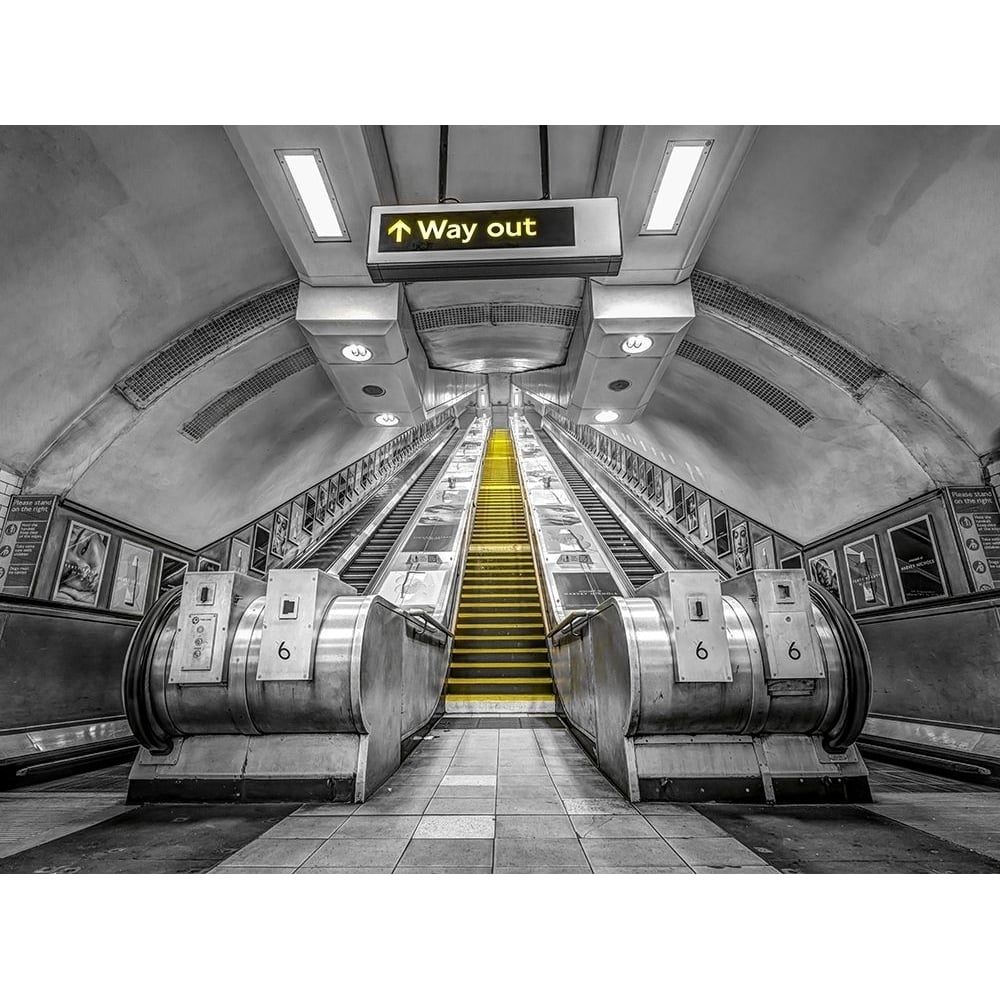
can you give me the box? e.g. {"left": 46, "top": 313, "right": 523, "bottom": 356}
{"left": 366, "top": 198, "right": 622, "bottom": 282}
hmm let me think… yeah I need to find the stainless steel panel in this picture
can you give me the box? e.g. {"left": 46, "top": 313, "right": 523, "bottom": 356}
{"left": 665, "top": 571, "right": 731, "bottom": 682}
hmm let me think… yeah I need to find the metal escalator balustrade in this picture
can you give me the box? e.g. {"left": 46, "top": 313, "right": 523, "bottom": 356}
{"left": 297, "top": 430, "right": 457, "bottom": 591}
{"left": 536, "top": 428, "right": 659, "bottom": 588}
{"left": 447, "top": 430, "right": 555, "bottom": 710}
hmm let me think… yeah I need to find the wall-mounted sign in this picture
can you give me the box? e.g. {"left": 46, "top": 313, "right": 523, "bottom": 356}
{"left": 889, "top": 515, "right": 947, "bottom": 603}
{"left": 0, "top": 494, "right": 56, "bottom": 596}
{"left": 946, "top": 487, "right": 1000, "bottom": 592}
{"left": 842, "top": 534, "right": 889, "bottom": 612}
{"left": 808, "top": 549, "right": 841, "bottom": 600}
{"left": 110, "top": 540, "right": 154, "bottom": 614}
{"left": 366, "top": 198, "right": 622, "bottom": 281}
{"left": 553, "top": 571, "right": 621, "bottom": 609}
{"left": 52, "top": 521, "right": 111, "bottom": 608}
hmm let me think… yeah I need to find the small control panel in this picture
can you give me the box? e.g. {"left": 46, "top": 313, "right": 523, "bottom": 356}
{"left": 169, "top": 573, "right": 235, "bottom": 684}
{"left": 755, "top": 570, "right": 824, "bottom": 680}
{"left": 667, "top": 571, "right": 732, "bottom": 683}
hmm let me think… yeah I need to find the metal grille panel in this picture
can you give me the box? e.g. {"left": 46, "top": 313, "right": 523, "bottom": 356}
{"left": 117, "top": 282, "right": 300, "bottom": 408}
{"left": 180, "top": 347, "right": 316, "bottom": 441}
{"left": 677, "top": 340, "right": 815, "bottom": 428}
{"left": 412, "top": 302, "right": 578, "bottom": 332}
{"left": 691, "top": 270, "right": 877, "bottom": 392}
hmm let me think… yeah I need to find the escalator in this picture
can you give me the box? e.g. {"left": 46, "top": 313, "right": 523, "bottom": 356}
{"left": 297, "top": 430, "right": 458, "bottom": 591}
{"left": 536, "top": 428, "right": 660, "bottom": 589}
{"left": 446, "top": 430, "right": 554, "bottom": 709}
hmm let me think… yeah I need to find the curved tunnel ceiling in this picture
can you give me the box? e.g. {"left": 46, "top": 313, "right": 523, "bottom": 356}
{"left": 0, "top": 125, "right": 996, "bottom": 552}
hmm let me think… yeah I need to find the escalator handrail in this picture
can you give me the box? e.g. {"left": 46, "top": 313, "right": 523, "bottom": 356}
{"left": 809, "top": 581, "right": 873, "bottom": 754}
{"left": 121, "top": 587, "right": 182, "bottom": 755}
{"left": 399, "top": 609, "right": 454, "bottom": 642}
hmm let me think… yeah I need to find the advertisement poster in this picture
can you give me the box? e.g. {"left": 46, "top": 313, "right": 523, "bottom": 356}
{"left": 316, "top": 484, "right": 329, "bottom": 523}
{"left": 553, "top": 572, "right": 621, "bottom": 609}
{"left": 0, "top": 494, "right": 56, "bottom": 596}
{"left": 290, "top": 501, "right": 305, "bottom": 542}
{"left": 251, "top": 523, "right": 270, "bottom": 575}
{"left": 197, "top": 557, "right": 222, "bottom": 572}
{"left": 229, "top": 537, "right": 251, "bottom": 574}
{"left": 889, "top": 516, "right": 947, "bottom": 603}
{"left": 732, "top": 521, "right": 752, "bottom": 573}
{"left": 303, "top": 492, "right": 317, "bottom": 534}
{"left": 52, "top": 521, "right": 111, "bottom": 607}
{"left": 109, "top": 540, "right": 153, "bottom": 614}
{"left": 753, "top": 535, "right": 776, "bottom": 570}
{"left": 843, "top": 534, "right": 889, "bottom": 611}
{"left": 808, "top": 550, "right": 841, "bottom": 600}
{"left": 158, "top": 554, "right": 188, "bottom": 597}
{"left": 946, "top": 487, "right": 1000, "bottom": 592}
{"left": 272, "top": 509, "right": 289, "bottom": 557}
{"left": 672, "top": 483, "right": 684, "bottom": 522}
{"left": 685, "top": 492, "right": 698, "bottom": 533}
{"left": 714, "top": 509, "right": 731, "bottom": 557}
{"left": 780, "top": 553, "right": 804, "bottom": 570}
{"left": 698, "top": 500, "right": 714, "bottom": 543}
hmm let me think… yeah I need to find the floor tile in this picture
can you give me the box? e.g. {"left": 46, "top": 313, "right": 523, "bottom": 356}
{"left": 221, "top": 837, "right": 324, "bottom": 868}
{"left": 424, "top": 798, "right": 496, "bottom": 815}
{"left": 398, "top": 838, "right": 494, "bottom": 867}
{"left": 260, "top": 815, "right": 349, "bottom": 839}
{"left": 332, "top": 815, "right": 421, "bottom": 839}
{"left": 295, "top": 867, "right": 395, "bottom": 874}
{"left": 666, "top": 837, "right": 769, "bottom": 868}
{"left": 644, "top": 815, "right": 726, "bottom": 839}
{"left": 394, "top": 867, "right": 492, "bottom": 874}
{"left": 495, "top": 814, "right": 577, "bottom": 839}
{"left": 355, "top": 795, "right": 433, "bottom": 815}
{"left": 691, "top": 866, "right": 779, "bottom": 874}
{"left": 302, "top": 838, "right": 410, "bottom": 868}
{"left": 495, "top": 798, "right": 566, "bottom": 815}
{"left": 210, "top": 867, "right": 296, "bottom": 874}
{"left": 433, "top": 785, "right": 498, "bottom": 799}
{"left": 494, "top": 837, "right": 589, "bottom": 868}
{"left": 562, "top": 798, "right": 636, "bottom": 815}
{"left": 292, "top": 803, "right": 360, "bottom": 816}
{"left": 441, "top": 775, "right": 497, "bottom": 786}
{"left": 414, "top": 815, "right": 495, "bottom": 839}
{"left": 580, "top": 839, "right": 686, "bottom": 868}
{"left": 635, "top": 803, "right": 697, "bottom": 815}
{"left": 570, "top": 815, "right": 658, "bottom": 839}
{"left": 495, "top": 867, "right": 593, "bottom": 874}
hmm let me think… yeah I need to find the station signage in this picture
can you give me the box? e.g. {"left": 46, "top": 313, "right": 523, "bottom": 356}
{"left": 0, "top": 495, "right": 57, "bottom": 596}
{"left": 366, "top": 198, "right": 622, "bottom": 282}
{"left": 946, "top": 487, "right": 1000, "bottom": 591}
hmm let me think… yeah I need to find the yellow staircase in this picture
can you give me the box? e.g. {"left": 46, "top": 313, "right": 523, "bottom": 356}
{"left": 446, "top": 429, "right": 555, "bottom": 713}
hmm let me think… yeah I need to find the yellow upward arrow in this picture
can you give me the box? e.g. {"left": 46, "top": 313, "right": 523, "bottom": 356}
{"left": 387, "top": 219, "right": 412, "bottom": 243}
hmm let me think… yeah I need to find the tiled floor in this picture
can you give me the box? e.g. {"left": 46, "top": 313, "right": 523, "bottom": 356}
{"left": 212, "top": 721, "right": 778, "bottom": 874}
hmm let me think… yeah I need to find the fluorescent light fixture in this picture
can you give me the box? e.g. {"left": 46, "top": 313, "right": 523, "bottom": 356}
{"left": 276, "top": 149, "right": 349, "bottom": 242}
{"left": 642, "top": 140, "right": 712, "bottom": 235}
{"left": 375, "top": 413, "right": 399, "bottom": 426}
{"left": 621, "top": 334, "right": 653, "bottom": 355}
{"left": 595, "top": 410, "right": 619, "bottom": 423}
{"left": 341, "top": 343, "right": 373, "bottom": 362}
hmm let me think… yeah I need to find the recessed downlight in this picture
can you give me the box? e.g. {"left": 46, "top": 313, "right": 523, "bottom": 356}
{"left": 595, "top": 410, "right": 619, "bottom": 423}
{"left": 642, "top": 140, "right": 712, "bottom": 235}
{"left": 362, "top": 384, "right": 386, "bottom": 397}
{"left": 608, "top": 379, "right": 631, "bottom": 392}
{"left": 276, "top": 148, "right": 349, "bottom": 242}
{"left": 621, "top": 334, "right": 653, "bottom": 355}
{"left": 342, "top": 343, "right": 373, "bottom": 362}
{"left": 375, "top": 413, "right": 399, "bottom": 426}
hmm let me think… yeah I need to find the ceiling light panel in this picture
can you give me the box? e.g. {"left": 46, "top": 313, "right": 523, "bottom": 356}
{"left": 641, "top": 140, "right": 712, "bottom": 235}
{"left": 276, "top": 149, "right": 349, "bottom": 242}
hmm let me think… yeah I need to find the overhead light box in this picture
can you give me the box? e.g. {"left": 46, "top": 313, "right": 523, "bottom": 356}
{"left": 641, "top": 140, "right": 713, "bottom": 236}
{"left": 276, "top": 149, "right": 349, "bottom": 242}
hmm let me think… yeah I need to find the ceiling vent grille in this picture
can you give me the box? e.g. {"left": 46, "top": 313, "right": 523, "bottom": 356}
{"left": 691, "top": 270, "right": 878, "bottom": 394}
{"left": 677, "top": 340, "right": 815, "bottom": 428}
{"left": 116, "top": 281, "right": 300, "bottom": 408}
{"left": 412, "top": 302, "right": 579, "bottom": 332}
{"left": 180, "top": 346, "right": 316, "bottom": 442}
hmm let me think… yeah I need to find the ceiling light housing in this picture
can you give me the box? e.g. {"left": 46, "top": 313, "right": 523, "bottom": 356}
{"left": 594, "top": 410, "right": 619, "bottom": 424}
{"left": 375, "top": 412, "right": 399, "bottom": 426}
{"left": 641, "top": 140, "right": 713, "bottom": 236}
{"left": 341, "top": 343, "right": 373, "bottom": 362}
{"left": 276, "top": 148, "right": 349, "bottom": 242}
{"left": 621, "top": 334, "right": 653, "bottom": 355}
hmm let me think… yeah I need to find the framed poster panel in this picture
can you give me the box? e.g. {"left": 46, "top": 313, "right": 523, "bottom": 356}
{"left": 808, "top": 550, "right": 842, "bottom": 600}
{"left": 732, "top": 521, "right": 752, "bottom": 573}
{"left": 303, "top": 491, "right": 317, "bottom": 534}
{"left": 197, "top": 557, "right": 222, "bottom": 572}
{"left": 158, "top": 554, "right": 188, "bottom": 598}
{"left": 272, "top": 509, "right": 289, "bottom": 557}
{"left": 843, "top": 534, "right": 890, "bottom": 611}
{"left": 229, "top": 537, "right": 251, "bottom": 574}
{"left": 698, "top": 500, "right": 713, "bottom": 544}
{"left": 780, "top": 553, "right": 804, "bottom": 570}
{"left": 888, "top": 515, "right": 948, "bottom": 603}
{"left": 653, "top": 469, "right": 664, "bottom": 507}
{"left": 250, "top": 522, "right": 270, "bottom": 575}
{"left": 752, "top": 534, "right": 776, "bottom": 570}
{"left": 109, "top": 540, "right": 153, "bottom": 614}
{"left": 685, "top": 492, "right": 698, "bottom": 533}
{"left": 714, "top": 509, "right": 731, "bottom": 557}
{"left": 52, "top": 521, "right": 111, "bottom": 608}
{"left": 672, "top": 483, "right": 685, "bottom": 522}
{"left": 316, "top": 483, "right": 329, "bottom": 523}
{"left": 290, "top": 501, "right": 305, "bottom": 542}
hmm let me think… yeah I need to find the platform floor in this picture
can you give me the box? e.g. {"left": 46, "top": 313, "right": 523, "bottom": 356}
{"left": 2, "top": 718, "right": 999, "bottom": 874}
